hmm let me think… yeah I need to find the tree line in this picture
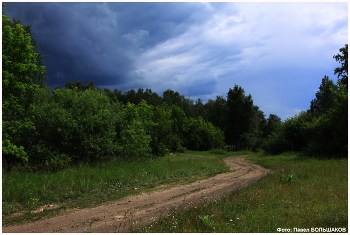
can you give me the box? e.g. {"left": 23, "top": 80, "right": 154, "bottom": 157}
{"left": 261, "top": 45, "right": 348, "bottom": 157}
{"left": 2, "top": 10, "right": 347, "bottom": 171}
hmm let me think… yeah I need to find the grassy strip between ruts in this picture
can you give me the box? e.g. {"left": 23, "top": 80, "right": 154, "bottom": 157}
{"left": 135, "top": 151, "right": 348, "bottom": 233}
{"left": 3, "top": 150, "right": 238, "bottom": 226}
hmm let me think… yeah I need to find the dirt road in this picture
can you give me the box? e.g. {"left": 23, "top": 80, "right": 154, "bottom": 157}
{"left": 3, "top": 155, "right": 269, "bottom": 233}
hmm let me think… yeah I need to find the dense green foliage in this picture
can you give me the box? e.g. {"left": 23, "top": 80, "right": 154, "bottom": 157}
{"left": 28, "top": 88, "right": 122, "bottom": 169}
{"left": 304, "top": 81, "right": 348, "bottom": 156}
{"left": 2, "top": 9, "right": 347, "bottom": 171}
{"left": 6, "top": 83, "right": 226, "bottom": 170}
{"left": 262, "top": 44, "right": 348, "bottom": 158}
{"left": 2, "top": 13, "right": 46, "bottom": 165}
{"left": 333, "top": 44, "right": 348, "bottom": 89}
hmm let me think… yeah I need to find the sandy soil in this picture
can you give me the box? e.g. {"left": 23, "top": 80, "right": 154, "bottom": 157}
{"left": 2, "top": 155, "right": 269, "bottom": 233}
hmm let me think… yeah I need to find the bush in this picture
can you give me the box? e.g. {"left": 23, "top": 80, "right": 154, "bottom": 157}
{"left": 28, "top": 88, "right": 121, "bottom": 168}
{"left": 261, "top": 132, "right": 292, "bottom": 155}
{"left": 261, "top": 111, "right": 313, "bottom": 155}
{"left": 183, "top": 117, "right": 225, "bottom": 151}
{"left": 115, "top": 101, "right": 153, "bottom": 160}
{"left": 208, "top": 149, "right": 228, "bottom": 155}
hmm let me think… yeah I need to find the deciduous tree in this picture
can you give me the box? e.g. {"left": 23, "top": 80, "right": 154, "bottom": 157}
{"left": 333, "top": 44, "right": 348, "bottom": 89}
{"left": 225, "top": 85, "right": 254, "bottom": 150}
{"left": 2, "top": 13, "right": 46, "bottom": 165}
{"left": 310, "top": 76, "right": 336, "bottom": 115}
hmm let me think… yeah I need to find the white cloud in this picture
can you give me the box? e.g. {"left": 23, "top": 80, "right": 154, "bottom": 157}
{"left": 216, "top": 2, "right": 347, "bottom": 118}
{"left": 5, "top": 1, "right": 346, "bottom": 121}
{"left": 237, "top": 2, "right": 347, "bottom": 67}
{"left": 131, "top": 2, "right": 347, "bottom": 119}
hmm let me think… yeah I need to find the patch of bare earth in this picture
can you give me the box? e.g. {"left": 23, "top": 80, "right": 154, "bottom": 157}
{"left": 2, "top": 155, "right": 269, "bottom": 233}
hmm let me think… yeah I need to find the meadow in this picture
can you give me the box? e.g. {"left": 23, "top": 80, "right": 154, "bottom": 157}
{"left": 3, "top": 150, "right": 347, "bottom": 232}
{"left": 135, "top": 151, "right": 348, "bottom": 233}
{"left": 2, "top": 150, "right": 235, "bottom": 225}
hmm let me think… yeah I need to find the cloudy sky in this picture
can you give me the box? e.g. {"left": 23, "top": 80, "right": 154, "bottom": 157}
{"left": 3, "top": 2, "right": 348, "bottom": 119}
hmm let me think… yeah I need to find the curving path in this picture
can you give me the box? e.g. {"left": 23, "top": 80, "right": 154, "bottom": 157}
{"left": 3, "top": 155, "right": 269, "bottom": 233}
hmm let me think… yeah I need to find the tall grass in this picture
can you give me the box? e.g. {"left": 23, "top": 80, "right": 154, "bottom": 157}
{"left": 136, "top": 152, "right": 348, "bottom": 232}
{"left": 2, "top": 151, "right": 231, "bottom": 217}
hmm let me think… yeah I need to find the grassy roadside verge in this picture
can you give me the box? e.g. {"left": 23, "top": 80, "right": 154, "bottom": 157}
{"left": 2, "top": 150, "right": 235, "bottom": 226}
{"left": 135, "top": 151, "right": 348, "bottom": 233}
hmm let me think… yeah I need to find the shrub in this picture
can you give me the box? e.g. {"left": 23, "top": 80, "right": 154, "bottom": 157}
{"left": 28, "top": 88, "right": 121, "bottom": 168}
{"left": 183, "top": 117, "right": 225, "bottom": 151}
{"left": 115, "top": 101, "right": 153, "bottom": 160}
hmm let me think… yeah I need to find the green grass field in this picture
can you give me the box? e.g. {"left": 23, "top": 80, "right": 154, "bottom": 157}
{"left": 2, "top": 150, "right": 233, "bottom": 223}
{"left": 3, "top": 151, "right": 347, "bottom": 231}
{"left": 135, "top": 152, "right": 348, "bottom": 233}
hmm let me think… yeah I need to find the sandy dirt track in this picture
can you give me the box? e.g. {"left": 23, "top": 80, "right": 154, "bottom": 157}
{"left": 3, "top": 155, "right": 269, "bottom": 233}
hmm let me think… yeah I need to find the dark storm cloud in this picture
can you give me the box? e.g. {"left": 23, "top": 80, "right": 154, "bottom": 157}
{"left": 3, "top": 2, "right": 213, "bottom": 89}
{"left": 3, "top": 2, "right": 347, "bottom": 119}
{"left": 4, "top": 3, "right": 122, "bottom": 88}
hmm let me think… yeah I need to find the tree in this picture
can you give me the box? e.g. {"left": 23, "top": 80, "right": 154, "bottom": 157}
{"left": 261, "top": 111, "right": 313, "bottom": 155}
{"left": 303, "top": 44, "right": 348, "bottom": 157}
{"left": 205, "top": 96, "right": 227, "bottom": 133}
{"left": 183, "top": 117, "right": 225, "bottom": 151}
{"left": 310, "top": 76, "right": 337, "bottom": 115}
{"left": 169, "top": 104, "right": 188, "bottom": 149}
{"left": 264, "top": 114, "right": 282, "bottom": 138}
{"left": 65, "top": 80, "right": 98, "bottom": 91}
{"left": 133, "top": 88, "right": 163, "bottom": 106}
{"left": 263, "top": 44, "right": 348, "bottom": 157}
{"left": 304, "top": 81, "right": 348, "bottom": 156}
{"left": 2, "top": 13, "right": 46, "bottom": 165}
{"left": 123, "top": 89, "right": 138, "bottom": 104}
{"left": 28, "top": 88, "right": 122, "bottom": 168}
{"left": 15, "top": 21, "right": 47, "bottom": 87}
{"left": 192, "top": 98, "right": 206, "bottom": 119}
{"left": 115, "top": 100, "right": 153, "bottom": 160}
{"left": 151, "top": 103, "right": 174, "bottom": 155}
{"left": 103, "top": 88, "right": 123, "bottom": 104}
{"left": 333, "top": 44, "right": 348, "bottom": 89}
{"left": 3, "top": 5, "right": 47, "bottom": 87}
{"left": 225, "top": 85, "right": 255, "bottom": 150}
{"left": 242, "top": 107, "right": 266, "bottom": 151}
{"left": 163, "top": 89, "right": 194, "bottom": 117}
{"left": 150, "top": 102, "right": 189, "bottom": 154}
{"left": 282, "top": 111, "right": 313, "bottom": 151}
